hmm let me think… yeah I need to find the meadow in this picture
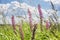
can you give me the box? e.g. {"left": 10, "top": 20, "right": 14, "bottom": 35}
{"left": 0, "top": 22, "right": 60, "bottom": 40}
{"left": 0, "top": 1, "right": 60, "bottom": 40}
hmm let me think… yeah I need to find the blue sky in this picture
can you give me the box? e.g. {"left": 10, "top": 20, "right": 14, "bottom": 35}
{"left": 0, "top": 0, "right": 51, "bottom": 9}
{"left": 0, "top": 0, "right": 16, "bottom": 3}
{"left": 0, "top": 0, "right": 60, "bottom": 16}
{"left": 0, "top": 0, "right": 60, "bottom": 10}
{"left": 0, "top": 0, "right": 60, "bottom": 24}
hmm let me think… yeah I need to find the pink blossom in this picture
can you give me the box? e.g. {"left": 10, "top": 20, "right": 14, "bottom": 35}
{"left": 11, "top": 15, "right": 16, "bottom": 34}
{"left": 38, "top": 4, "right": 43, "bottom": 31}
{"left": 46, "top": 20, "right": 50, "bottom": 29}
{"left": 38, "top": 4, "right": 43, "bottom": 19}
{"left": 28, "top": 9, "right": 33, "bottom": 31}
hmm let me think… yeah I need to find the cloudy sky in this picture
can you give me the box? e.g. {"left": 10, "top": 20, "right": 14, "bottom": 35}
{"left": 0, "top": 0, "right": 60, "bottom": 24}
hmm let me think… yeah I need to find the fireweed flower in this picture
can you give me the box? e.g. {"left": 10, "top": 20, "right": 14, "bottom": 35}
{"left": 46, "top": 20, "right": 50, "bottom": 29}
{"left": 11, "top": 15, "right": 16, "bottom": 34}
{"left": 38, "top": 4, "right": 43, "bottom": 19}
{"left": 38, "top": 4, "right": 43, "bottom": 31}
{"left": 28, "top": 9, "right": 33, "bottom": 31}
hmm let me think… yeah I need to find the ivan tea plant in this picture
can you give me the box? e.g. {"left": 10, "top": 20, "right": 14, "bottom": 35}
{"left": 28, "top": 9, "right": 33, "bottom": 32}
{"left": 11, "top": 15, "right": 17, "bottom": 34}
{"left": 46, "top": 20, "right": 50, "bottom": 30}
{"left": 38, "top": 4, "right": 43, "bottom": 31}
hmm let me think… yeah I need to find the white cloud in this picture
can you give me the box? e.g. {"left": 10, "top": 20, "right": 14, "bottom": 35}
{"left": 0, "top": 1, "right": 49, "bottom": 24}
{"left": 44, "top": 0, "right": 60, "bottom": 4}
{"left": 0, "top": 1, "right": 47, "bottom": 15}
{"left": 11, "top": 1, "right": 21, "bottom": 8}
{"left": 0, "top": 1, "right": 60, "bottom": 24}
{"left": 0, "top": 4, "right": 10, "bottom": 11}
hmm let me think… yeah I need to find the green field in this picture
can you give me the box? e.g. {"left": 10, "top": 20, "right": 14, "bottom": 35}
{"left": 0, "top": 22, "right": 60, "bottom": 40}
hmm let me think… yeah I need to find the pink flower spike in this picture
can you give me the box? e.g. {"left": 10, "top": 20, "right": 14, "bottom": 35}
{"left": 12, "top": 15, "right": 15, "bottom": 28}
{"left": 38, "top": 4, "right": 43, "bottom": 19}
{"left": 46, "top": 20, "right": 50, "bottom": 29}
{"left": 38, "top": 4, "right": 43, "bottom": 31}
{"left": 11, "top": 15, "right": 16, "bottom": 34}
{"left": 28, "top": 9, "right": 33, "bottom": 31}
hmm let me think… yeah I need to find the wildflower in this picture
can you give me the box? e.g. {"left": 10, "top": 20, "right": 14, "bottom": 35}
{"left": 38, "top": 4, "right": 43, "bottom": 19}
{"left": 46, "top": 20, "right": 50, "bottom": 29}
{"left": 11, "top": 15, "right": 16, "bottom": 34}
{"left": 38, "top": 4, "right": 43, "bottom": 31}
{"left": 28, "top": 9, "right": 33, "bottom": 31}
